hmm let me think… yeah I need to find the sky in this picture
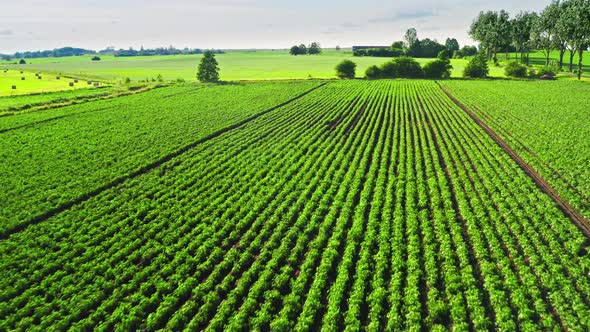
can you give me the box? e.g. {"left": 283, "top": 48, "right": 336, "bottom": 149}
{"left": 0, "top": 0, "right": 551, "bottom": 54}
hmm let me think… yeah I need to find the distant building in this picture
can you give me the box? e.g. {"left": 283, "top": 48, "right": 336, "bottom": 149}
{"left": 352, "top": 46, "right": 390, "bottom": 51}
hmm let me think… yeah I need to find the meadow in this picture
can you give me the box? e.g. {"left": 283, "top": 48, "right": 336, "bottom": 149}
{"left": 0, "top": 69, "right": 100, "bottom": 96}
{"left": 1, "top": 79, "right": 590, "bottom": 330}
{"left": 2, "top": 50, "right": 507, "bottom": 82}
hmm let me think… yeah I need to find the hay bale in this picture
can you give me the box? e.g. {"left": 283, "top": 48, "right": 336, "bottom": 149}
{"left": 74, "top": 79, "right": 79, "bottom": 83}
{"left": 56, "top": 76, "right": 60, "bottom": 80}
{"left": 93, "top": 82, "right": 100, "bottom": 87}
{"left": 38, "top": 76, "right": 42, "bottom": 79}
{"left": 87, "top": 81, "right": 92, "bottom": 85}
{"left": 21, "top": 77, "right": 25, "bottom": 80}
{"left": 69, "top": 82, "right": 74, "bottom": 87}
{"left": 12, "top": 85, "right": 16, "bottom": 89}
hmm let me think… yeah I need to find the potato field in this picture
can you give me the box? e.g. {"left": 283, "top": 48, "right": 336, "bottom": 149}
{"left": 1, "top": 80, "right": 590, "bottom": 331}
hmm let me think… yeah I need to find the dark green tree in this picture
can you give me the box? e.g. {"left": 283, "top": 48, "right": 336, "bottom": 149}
{"left": 335, "top": 60, "right": 356, "bottom": 79}
{"left": 445, "top": 38, "right": 460, "bottom": 53}
{"left": 197, "top": 50, "right": 220, "bottom": 82}
{"left": 308, "top": 42, "right": 322, "bottom": 54}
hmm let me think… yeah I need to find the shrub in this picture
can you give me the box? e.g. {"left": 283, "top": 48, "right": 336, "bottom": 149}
{"left": 437, "top": 50, "right": 451, "bottom": 61}
{"left": 463, "top": 53, "right": 489, "bottom": 78}
{"left": 504, "top": 61, "right": 528, "bottom": 78}
{"left": 423, "top": 59, "right": 452, "bottom": 79}
{"left": 91, "top": 56, "right": 101, "bottom": 61}
{"left": 394, "top": 57, "right": 423, "bottom": 78}
{"left": 380, "top": 61, "right": 399, "bottom": 78}
{"left": 537, "top": 66, "right": 556, "bottom": 78}
{"left": 335, "top": 60, "right": 356, "bottom": 79}
{"left": 365, "top": 65, "right": 382, "bottom": 79}
{"left": 19, "top": 59, "right": 26, "bottom": 65}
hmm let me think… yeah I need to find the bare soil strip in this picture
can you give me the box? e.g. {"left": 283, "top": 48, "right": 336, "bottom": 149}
{"left": 437, "top": 82, "right": 590, "bottom": 239}
{"left": 1, "top": 82, "right": 327, "bottom": 240}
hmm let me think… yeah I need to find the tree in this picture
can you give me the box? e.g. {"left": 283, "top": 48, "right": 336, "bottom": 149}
{"left": 391, "top": 41, "right": 404, "bottom": 49}
{"left": 19, "top": 59, "right": 26, "bottom": 64}
{"left": 403, "top": 28, "right": 419, "bottom": 54}
{"left": 290, "top": 45, "right": 301, "bottom": 56}
{"left": 308, "top": 42, "right": 322, "bottom": 55}
{"left": 511, "top": 11, "right": 538, "bottom": 65}
{"left": 469, "top": 10, "right": 512, "bottom": 63}
{"left": 335, "top": 45, "right": 341, "bottom": 51}
{"left": 532, "top": 2, "right": 562, "bottom": 65}
{"left": 335, "top": 60, "right": 356, "bottom": 79}
{"left": 563, "top": 0, "right": 590, "bottom": 79}
{"left": 445, "top": 38, "right": 460, "bottom": 53}
{"left": 463, "top": 52, "right": 489, "bottom": 78}
{"left": 298, "top": 44, "right": 308, "bottom": 55}
{"left": 197, "top": 50, "right": 220, "bottom": 82}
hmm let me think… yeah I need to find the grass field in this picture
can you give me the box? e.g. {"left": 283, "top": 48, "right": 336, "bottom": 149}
{"left": 0, "top": 69, "right": 102, "bottom": 96}
{"left": 1, "top": 80, "right": 590, "bottom": 330}
{"left": 2, "top": 51, "right": 507, "bottom": 82}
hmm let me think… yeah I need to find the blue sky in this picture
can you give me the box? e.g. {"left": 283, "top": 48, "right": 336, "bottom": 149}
{"left": 0, "top": 0, "right": 550, "bottom": 53}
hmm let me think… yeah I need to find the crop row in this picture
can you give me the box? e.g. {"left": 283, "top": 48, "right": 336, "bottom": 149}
{"left": 440, "top": 80, "right": 590, "bottom": 220}
{"left": 0, "top": 81, "right": 321, "bottom": 235}
{"left": 1, "top": 80, "right": 589, "bottom": 330}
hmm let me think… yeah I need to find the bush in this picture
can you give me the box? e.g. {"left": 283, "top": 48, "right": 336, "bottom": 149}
{"left": 423, "top": 59, "right": 452, "bottom": 79}
{"left": 365, "top": 65, "right": 382, "bottom": 79}
{"left": 335, "top": 60, "right": 356, "bottom": 79}
{"left": 463, "top": 53, "right": 489, "bottom": 78}
{"left": 504, "top": 61, "right": 528, "bottom": 78}
{"left": 91, "top": 56, "right": 101, "bottom": 61}
{"left": 394, "top": 57, "right": 423, "bottom": 78}
{"left": 437, "top": 50, "right": 450, "bottom": 61}
{"left": 537, "top": 66, "right": 556, "bottom": 78}
{"left": 18, "top": 59, "right": 26, "bottom": 65}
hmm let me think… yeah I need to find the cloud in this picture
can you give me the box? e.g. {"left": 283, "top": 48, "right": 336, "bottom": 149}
{"left": 369, "top": 9, "right": 437, "bottom": 24}
{"left": 0, "top": 29, "right": 13, "bottom": 36}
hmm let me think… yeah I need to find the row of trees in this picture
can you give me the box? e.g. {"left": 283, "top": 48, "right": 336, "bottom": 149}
{"left": 290, "top": 42, "right": 322, "bottom": 55}
{"left": 469, "top": 0, "right": 590, "bottom": 79}
{"left": 9, "top": 47, "right": 95, "bottom": 59}
{"left": 353, "top": 29, "right": 478, "bottom": 59}
{"left": 336, "top": 51, "right": 454, "bottom": 79}
{"left": 108, "top": 47, "right": 222, "bottom": 57}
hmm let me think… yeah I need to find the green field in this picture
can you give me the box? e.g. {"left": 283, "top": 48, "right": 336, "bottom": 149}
{"left": 0, "top": 87, "right": 116, "bottom": 114}
{"left": 0, "top": 69, "right": 102, "bottom": 96}
{"left": 1, "top": 79, "right": 590, "bottom": 330}
{"left": 442, "top": 80, "right": 590, "bottom": 219}
{"left": 3, "top": 51, "right": 507, "bottom": 82}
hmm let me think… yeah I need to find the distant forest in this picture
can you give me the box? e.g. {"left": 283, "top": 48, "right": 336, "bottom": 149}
{"left": 0, "top": 46, "right": 224, "bottom": 60}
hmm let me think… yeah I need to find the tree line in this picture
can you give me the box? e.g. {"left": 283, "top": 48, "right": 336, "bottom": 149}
{"left": 470, "top": 0, "right": 590, "bottom": 79}
{"left": 353, "top": 30, "right": 478, "bottom": 59}
{"left": 290, "top": 42, "right": 322, "bottom": 55}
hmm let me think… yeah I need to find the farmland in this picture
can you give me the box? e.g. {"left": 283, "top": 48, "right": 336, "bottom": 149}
{"left": 0, "top": 69, "right": 99, "bottom": 96}
{"left": 2, "top": 51, "right": 507, "bottom": 82}
{"left": 1, "top": 80, "right": 590, "bottom": 330}
{"left": 441, "top": 80, "right": 590, "bottom": 219}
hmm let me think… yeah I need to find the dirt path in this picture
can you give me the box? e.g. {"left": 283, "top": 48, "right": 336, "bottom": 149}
{"left": 436, "top": 82, "right": 590, "bottom": 239}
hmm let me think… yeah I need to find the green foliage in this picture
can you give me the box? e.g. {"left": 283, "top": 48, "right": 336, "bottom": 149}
{"left": 504, "top": 61, "right": 528, "bottom": 77}
{"left": 91, "top": 56, "right": 101, "bottom": 61}
{"left": 463, "top": 53, "right": 489, "bottom": 78}
{"left": 308, "top": 42, "right": 322, "bottom": 55}
{"left": 2, "top": 81, "right": 590, "bottom": 331}
{"left": 197, "top": 50, "right": 220, "bottom": 83}
{"left": 364, "top": 65, "right": 382, "bottom": 79}
{"left": 378, "top": 57, "right": 424, "bottom": 78}
{"left": 18, "top": 59, "right": 26, "bottom": 65}
{"left": 437, "top": 50, "right": 450, "bottom": 61}
{"left": 423, "top": 59, "right": 452, "bottom": 79}
{"left": 335, "top": 59, "right": 356, "bottom": 79}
